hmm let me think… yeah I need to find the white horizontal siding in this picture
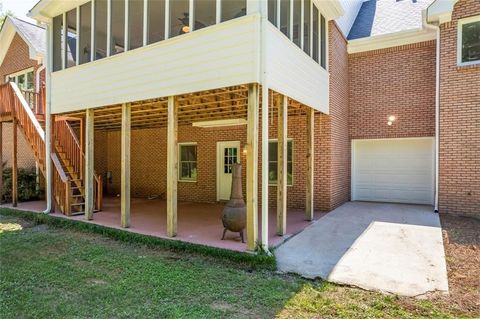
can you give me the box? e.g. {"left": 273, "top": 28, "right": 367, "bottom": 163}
{"left": 51, "top": 15, "right": 261, "bottom": 114}
{"left": 266, "top": 24, "right": 329, "bottom": 114}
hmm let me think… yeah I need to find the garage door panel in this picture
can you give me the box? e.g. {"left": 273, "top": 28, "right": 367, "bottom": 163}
{"left": 352, "top": 138, "right": 434, "bottom": 205}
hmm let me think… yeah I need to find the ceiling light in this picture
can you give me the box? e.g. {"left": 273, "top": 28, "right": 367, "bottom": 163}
{"left": 388, "top": 115, "right": 396, "bottom": 122}
{"left": 387, "top": 121, "right": 393, "bottom": 126}
{"left": 182, "top": 25, "right": 190, "bottom": 33}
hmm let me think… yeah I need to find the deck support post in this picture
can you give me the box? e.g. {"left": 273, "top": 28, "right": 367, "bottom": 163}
{"left": 12, "top": 119, "right": 18, "bottom": 207}
{"left": 84, "top": 109, "right": 94, "bottom": 220}
{"left": 305, "top": 107, "right": 314, "bottom": 221}
{"left": 246, "top": 83, "right": 259, "bottom": 251}
{"left": 0, "top": 122, "right": 3, "bottom": 204}
{"left": 121, "top": 103, "right": 131, "bottom": 228}
{"left": 277, "top": 95, "right": 288, "bottom": 235}
{"left": 166, "top": 96, "right": 178, "bottom": 237}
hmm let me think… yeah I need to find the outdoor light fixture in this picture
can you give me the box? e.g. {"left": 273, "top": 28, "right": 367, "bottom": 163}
{"left": 388, "top": 115, "right": 396, "bottom": 122}
{"left": 387, "top": 121, "right": 393, "bottom": 126}
{"left": 243, "top": 145, "right": 248, "bottom": 155}
{"left": 181, "top": 25, "right": 190, "bottom": 33}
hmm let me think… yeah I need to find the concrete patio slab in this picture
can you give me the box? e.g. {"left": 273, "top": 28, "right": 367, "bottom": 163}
{"left": 275, "top": 202, "right": 449, "bottom": 297}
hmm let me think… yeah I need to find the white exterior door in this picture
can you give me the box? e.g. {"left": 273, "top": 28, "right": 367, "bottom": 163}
{"left": 217, "top": 141, "right": 241, "bottom": 201}
{"left": 352, "top": 138, "right": 434, "bottom": 205}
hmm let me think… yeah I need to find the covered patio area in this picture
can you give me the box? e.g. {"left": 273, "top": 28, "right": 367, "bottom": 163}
{"left": 1, "top": 197, "right": 324, "bottom": 252}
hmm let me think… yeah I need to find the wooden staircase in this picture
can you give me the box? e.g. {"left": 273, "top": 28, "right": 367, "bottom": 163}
{"left": 0, "top": 82, "right": 102, "bottom": 215}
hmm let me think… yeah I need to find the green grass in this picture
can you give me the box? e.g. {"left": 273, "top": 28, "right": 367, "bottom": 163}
{"left": 0, "top": 210, "right": 474, "bottom": 318}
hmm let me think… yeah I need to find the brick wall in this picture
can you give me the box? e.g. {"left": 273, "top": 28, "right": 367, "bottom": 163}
{"left": 438, "top": 0, "right": 480, "bottom": 217}
{"left": 349, "top": 41, "right": 436, "bottom": 139}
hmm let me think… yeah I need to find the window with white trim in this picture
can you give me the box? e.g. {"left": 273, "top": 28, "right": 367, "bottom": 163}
{"left": 268, "top": 140, "right": 293, "bottom": 186}
{"left": 6, "top": 69, "right": 34, "bottom": 91}
{"left": 458, "top": 15, "right": 480, "bottom": 66}
{"left": 179, "top": 143, "right": 197, "bottom": 181}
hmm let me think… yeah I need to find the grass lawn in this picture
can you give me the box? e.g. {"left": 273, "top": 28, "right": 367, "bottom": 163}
{"left": 0, "top": 211, "right": 478, "bottom": 318}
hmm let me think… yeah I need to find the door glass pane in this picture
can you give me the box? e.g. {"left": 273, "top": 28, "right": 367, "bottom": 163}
{"left": 194, "top": 0, "right": 216, "bottom": 31}
{"left": 280, "top": 0, "right": 290, "bottom": 38}
{"left": 292, "top": 0, "right": 301, "bottom": 47}
{"left": 170, "top": 0, "right": 189, "bottom": 38}
{"left": 221, "top": 0, "right": 246, "bottom": 22}
{"left": 148, "top": 0, "right": 166, "bottom": 44}
{"left": 95, "top": 0, "right": 108, "bottom": 60}
{"left": 111, "top": 0, "right": 125, "bottom": 55}
{"left": 79, "top": 3, "right": 91, "bottom": 65}
{"left": 66, "top": 8, "right": 77, "bottom": 68}
{"left": 268, "top": 0, "right": 277, "bottom": 25}
{"left": 129, "top": 0, "right": 144, "bottom": 50}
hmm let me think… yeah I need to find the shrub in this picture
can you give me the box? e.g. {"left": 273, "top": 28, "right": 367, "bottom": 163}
{"left": 1, "top": 166, "right": 41, "bottom": 202}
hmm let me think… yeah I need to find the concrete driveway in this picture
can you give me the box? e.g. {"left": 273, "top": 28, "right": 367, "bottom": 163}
{"left": 275, "top": 202, "right": 449, "bottom": 296}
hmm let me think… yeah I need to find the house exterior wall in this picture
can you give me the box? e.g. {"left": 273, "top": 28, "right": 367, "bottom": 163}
{"left": 438, "top": 0, "right": 480, "bottom": 218}
{"left": 0, "top": 33, "right": 41, "bottom": 170}
{"left": 348, "top": 41, "right": 436, "bottom": 139}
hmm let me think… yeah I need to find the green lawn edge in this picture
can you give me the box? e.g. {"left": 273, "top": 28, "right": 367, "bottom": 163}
{"left": 0, "top": 207, "right": 276, "bottom": 270}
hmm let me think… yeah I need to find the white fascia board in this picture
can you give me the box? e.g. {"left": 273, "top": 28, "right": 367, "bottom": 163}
{"left": 29, "top": 0, "right": 90, "bottom": 21}
{"left": 347, "top": 27, "right": 437, "bottom": 54}
{"left": 313, "top": 0, "right": 345, "bottom": 20}
{"left": 426, "top": 0, "right": 459, "bottom": 24}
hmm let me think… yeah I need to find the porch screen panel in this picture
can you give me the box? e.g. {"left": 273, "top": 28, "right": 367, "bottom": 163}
{"left": 320, "top": 14, "right": 326, "bottom": 68}
{"left": 268, "top": 0, "right": 277, "bottom": 26}
{"left": 221, "top": 0, "right": 246, "bottom": 22}
{"left": 303, "top": 0, "right": 311, "bottom": 55}
{"left": 170, "top": 0, "right": 189, "bottom": 38}
{"left": 79, "top": 2, "right": 91, "bottom": 65}
{"left": 148, "top": 0, "right": 166, "bottom": 44}
{"left": 66, "top": 8, "right": 77, "bottom": 68}
{"left": 95, "top": 0, "right": 108, "bottom": 60}
{"left": 280, "top": 0, "right": 290, "bottom": 38}
{"left": 129, "top": 0, "right": 144, "bottom": 50}
{"left": 111, "top": 0, "right": 125, "bottom": 55}
{"left": 292, "top": 0, "right": 301, "bottom": 47}
{"left": 312, "top": 4, "right": 319, "bottom": 63}
{"left": 194, "top": 0, "right": 216, "bottom": 31}
{"left": 52, "top": 15, "right": 63, "bottom": 72}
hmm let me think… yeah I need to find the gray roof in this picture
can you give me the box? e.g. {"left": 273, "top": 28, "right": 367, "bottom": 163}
{"left": 348, "top": 0, "right": 434, "bottom": 40}
{"left": 9, "top": 16, "right": 46, "bottom": 57}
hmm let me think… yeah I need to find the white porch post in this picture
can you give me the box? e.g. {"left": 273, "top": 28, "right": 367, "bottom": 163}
{"left": 277, "top": 94, "right": 287, "bottom": 235}
{"left": 246, "top": 83, "right": 259, "bottom": 251}
{"left": 12, "top": 119, "right": 18, "bottom": 207}
{"left": 121, "top": 103, "right": 131, "bottom": 228}
{"left": 167, "top": 96, "right": 178, "bottom": 237}
{"left": 84, "top": 109, "right": 95, "bottom": 220}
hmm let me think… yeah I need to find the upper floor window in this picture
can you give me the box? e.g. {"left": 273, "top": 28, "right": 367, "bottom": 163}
{"left": 458, "top": 15, "right": 480, "bottom": 66}
{"left": 52, "top": 0, "right": 248, "bottom": 72}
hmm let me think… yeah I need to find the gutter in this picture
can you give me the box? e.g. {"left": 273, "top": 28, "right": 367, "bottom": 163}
{"left": 423, "top": 10, "right": 440, "bottom": 213}
{"left": 43, "top": 20, "right": 53, "bottom": 214}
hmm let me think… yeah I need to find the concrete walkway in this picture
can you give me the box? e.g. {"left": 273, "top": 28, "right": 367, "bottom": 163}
{"left": 275, "top": 202, "right": 449, "bottom": 297}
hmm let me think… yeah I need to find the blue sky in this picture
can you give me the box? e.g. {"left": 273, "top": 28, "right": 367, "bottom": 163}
{"left": 1, "top": 0, "right": 38, "bottom": 22}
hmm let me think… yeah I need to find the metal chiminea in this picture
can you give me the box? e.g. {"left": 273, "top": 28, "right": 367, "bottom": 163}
{"left": 221, "top": 163, "right": 246, "bottom": 243}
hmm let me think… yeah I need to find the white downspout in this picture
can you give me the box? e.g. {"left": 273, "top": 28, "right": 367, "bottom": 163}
{"left": 424, "top": 10, "right": 440, "bottom": 213}
{"left": 43, "top": 21, "right": 53, "bottom": 214}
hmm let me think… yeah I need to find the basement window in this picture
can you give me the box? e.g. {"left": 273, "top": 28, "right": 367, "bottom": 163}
{"left": 268, "top": 140, "right": 293, "bottom": 186}
{"left": 179, "top": 143, "right": 198, "bottom": 182}
{"left": 458, "top": 15, "right": 480, "bottom": 66}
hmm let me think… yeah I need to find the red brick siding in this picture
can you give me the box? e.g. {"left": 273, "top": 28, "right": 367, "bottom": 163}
{"left": 349, "top": 41, "right": 436, "bottom": 139}
{"left": 438, "top": 0, "right": 480, "bottom": 218}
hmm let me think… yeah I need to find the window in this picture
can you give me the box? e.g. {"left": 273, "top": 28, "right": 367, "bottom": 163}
{"left": 292, "top": 0, "right": 301, "bottom": 47}
{"left": 129, "top": 0, "right": 144, "bottom": 50}
{"left": 280, "top": 0, "right": 290, "bottom": 38}
{"left": 303, "top": 0, "right": 311, "bottom": 55}
{"left": 111, "top": 0, "right": 125, "bottom": 55}
{"left": 320, "top": 14, "right": 326, "bottom": 68}
{"left": 6, "top": 69, "right": 34, "bottom": 91}
{"left": 95, "top": 0, "right": 108, "bottom": 60}
{"left": 79, "top": 2, "right": 91, "bottom": 64}
{"left": 179, "top": 144, "right": 197, "bottom": 181}
{"left": 170, "top": 0, "right": 189, "bottom": 38}
{"left": 268, "top": 140, "right": 293, "bottom": 186}
{"left": 268, "top": 0, "right": 277, "bottom": 26}
{"left": 312, "top": 4, "right": 319, "bottom": 63}
{"left": 458, "top": 16, "right": 480, "bottom": 66}
{"left": 221, "top": 0, "right": 246, "bottom": 22}
{"left": 194, "top": 0, "right": 216, "bottom": 31}
{"left": 66, "top": 8, "right": 77, "bottom": 68}
{"left": 148, "top": 0, "right": 166, "bottom": 44}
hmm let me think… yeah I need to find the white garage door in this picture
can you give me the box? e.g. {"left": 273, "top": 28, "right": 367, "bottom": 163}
{"left": 352, "top": 138, "right": 434, "bottom": 205}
